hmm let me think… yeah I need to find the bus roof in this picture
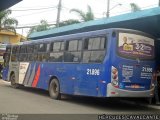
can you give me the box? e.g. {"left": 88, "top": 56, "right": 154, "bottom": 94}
{"left": 25, "top": 28, "right": 153, "bottom": 45}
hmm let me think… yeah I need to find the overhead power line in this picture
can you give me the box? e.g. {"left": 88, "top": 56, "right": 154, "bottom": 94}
{"left": 18, "top": 21, "right": 56, "bottom": 27}
{"left": 110, "top": 3, "right": 158, "bottom": 16}
{"left": 15, "top": 23, "right": 56, "bottom": 29}
{"left": 13, "top": 8, "right": 57, "bottom": 18}
{"left": 12, "top": 6, "right": 57, "bottom": 11}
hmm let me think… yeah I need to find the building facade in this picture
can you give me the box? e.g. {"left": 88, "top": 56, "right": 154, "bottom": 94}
{"left": 0, "top": 30, "right": 26, "bottom": 63}
{"left": 0, "top": 30, "right": 26, "bottom": 44}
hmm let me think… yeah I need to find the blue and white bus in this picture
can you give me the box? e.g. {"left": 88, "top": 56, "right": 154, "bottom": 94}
{"left": 2, "top": 28, "right": 156, "bottom": 99}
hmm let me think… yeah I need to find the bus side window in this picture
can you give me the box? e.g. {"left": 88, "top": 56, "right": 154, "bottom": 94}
{"left": 44, "top": 43, "right": 50, "bottom": 61}
{"left": 49, "top": 42, "right": 64, "bottom": 62}
{"left": 34, "top": 44, "right": 39, "bottom": 53}
{"left": 19, "top": 45, "right": 28, "bottom": 62}
{"left": 84, "top": 39, "right": 89, "bottom": 50}
{"left": 82, "top": 36, "right": 106, "bottom": 63}
{"left": 4, "top": 46, "right": 11, "bottom": 66}
{"left": 64, "top": 40, "right": 82, "bottom": 62}
{"left": 33, "top": 44, "right": 39, "bottom": 61}
{"left": 6, "top": 47, "right": 11, "bottom": 52}
{"left": 46, "top": 43, "right": 50, "bottom": 52}
{"left": 39, "top": 43, "right": 46, "bottom": 52}
{"left": 27, "top": 45, "right": 34, "bottom": 61}
{"left": 3, "top": 53, "right": 10, "bottom": 67}
{"left": 16, "top": 46, "right": 20, "bottom": 61}
{"left": 11, "top": 46, "right": 19, "bottom": 62}
{"left": 37, "top": 43, "right": 46, "bottom": 62}
{"left": 61, "top": 42, "right": 64, "bottom": 51}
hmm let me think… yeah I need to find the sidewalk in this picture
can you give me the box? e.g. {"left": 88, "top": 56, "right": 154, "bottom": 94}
{"left": 142, "top": 103, "right": 160, "bottom": 110}
{"left": 120, "top": 99, "right": 160, "bottom": 110}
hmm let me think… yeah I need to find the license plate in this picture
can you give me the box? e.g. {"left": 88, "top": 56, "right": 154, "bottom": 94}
{"left": 131, "top": 84, "right": 140, "bottom": 88}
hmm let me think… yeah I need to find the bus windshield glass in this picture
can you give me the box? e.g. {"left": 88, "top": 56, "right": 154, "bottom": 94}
{"left": 118, "top": 32, "right": 154, "bottom": 60}
{"left": 0, "top": 44, "right": 7, "bottom": 63}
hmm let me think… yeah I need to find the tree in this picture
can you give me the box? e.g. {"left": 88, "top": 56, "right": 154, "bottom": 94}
{"left": 130, "top": 3, "right": 141, "bottom": 12}
{"left": 27, "top": 20, "right": 50, "bottom": 37}
{"left": 59, "top": 19, "right": 80, "bottom": 27}
{"left": 0, "top": 9, "right": 18, "bottom": 32}
{"left": 70, "top": 5, "right": 95, "bottom": 22}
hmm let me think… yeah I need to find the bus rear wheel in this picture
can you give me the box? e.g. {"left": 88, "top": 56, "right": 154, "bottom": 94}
{"left": 49, "top": 78, "right": 61, "bottom": 100}
{"left": 10, "top": 73, "right": 19, "bottom": 88}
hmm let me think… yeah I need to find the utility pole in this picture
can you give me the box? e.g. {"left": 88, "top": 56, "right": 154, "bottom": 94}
{"left": 159, "top": 0, "right": 160, "bottom": 6}
{"left": 56, "top": 0, "right": 62, "bottom": 27}
{"left": 106, "top": 0, "right": 110, "bottom": 18}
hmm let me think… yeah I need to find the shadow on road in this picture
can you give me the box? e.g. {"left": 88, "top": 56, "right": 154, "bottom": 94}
{"left": 61, "top": 96, "right": 158, "bottom": 112}
{"left": 6, "top": 84, "right": 49, "bottom": 97}
{"left": 4, "top": 82, "right": 159, "bottom": 113}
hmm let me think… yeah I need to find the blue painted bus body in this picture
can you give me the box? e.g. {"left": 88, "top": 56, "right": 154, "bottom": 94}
{"left": 27, "top": 62, "right": 108, "bottom": 97}
{"left": 2, "top": 28, "right": 155, "bottom": 98}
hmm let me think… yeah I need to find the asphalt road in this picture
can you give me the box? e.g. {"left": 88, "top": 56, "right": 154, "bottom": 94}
{"left": 0, "top": 80, "right": 159, "bottom": 115}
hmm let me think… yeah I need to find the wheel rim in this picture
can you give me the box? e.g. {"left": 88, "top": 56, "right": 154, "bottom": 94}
{"left": 53, "top": 82, "right": 58, "bottom": 93}
{"left": 49, "top": 79, "right": 60, "bottom": 99}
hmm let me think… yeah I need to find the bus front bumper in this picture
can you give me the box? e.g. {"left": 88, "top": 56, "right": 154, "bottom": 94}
{"left": 107, "top": 83, "right": 154, "bottom": 97}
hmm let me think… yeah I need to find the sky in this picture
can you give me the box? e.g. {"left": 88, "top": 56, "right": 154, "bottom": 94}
{"left": 9, "top": 0, "right": 159, "bottom": 36}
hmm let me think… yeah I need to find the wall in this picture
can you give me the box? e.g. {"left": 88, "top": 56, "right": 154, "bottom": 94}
{"left": 0, "top": 30, "right": 26, "bottom": 44}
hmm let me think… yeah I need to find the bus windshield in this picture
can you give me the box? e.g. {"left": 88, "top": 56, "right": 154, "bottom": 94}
{"left": 118, "top": 32, "right": 154, "bottom": 60}
{"left": 0, "top": 44, "right": 7, "bottom": 63}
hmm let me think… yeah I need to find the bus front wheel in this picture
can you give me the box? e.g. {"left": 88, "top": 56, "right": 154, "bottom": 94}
{"left": 49, "top": 78, "right": 61, "bottom": 100}
{"left": 10, "top": 73, "right": 19, "bottom": 88}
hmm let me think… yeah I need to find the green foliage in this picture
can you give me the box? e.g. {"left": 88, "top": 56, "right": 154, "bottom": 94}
{"left": 27, "top": 20, "right": 50, "bottom": 37}
{"left": 59, "top": 19, "right": 80, "bottom": 27}
{"left": 70, "top": 5, "right": 95, "bottom": 21}
{"left": 28, "top": 5, "right": 95, "bottom": 37}
{"left": 0, "top": 9, "right": 18, "bottom": 32}
{"left": 130, "top": 3, "right": 141, "bottom": 12}
{"left": 35, "top": 20, "right": 49, "bottom": 32}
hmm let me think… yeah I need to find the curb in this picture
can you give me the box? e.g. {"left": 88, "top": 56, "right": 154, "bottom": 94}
{"left": 141, "top": 104, "right": 160, "bottom": 110}
{"left": 120, "top": 100, "right": 160, "bottom": 110}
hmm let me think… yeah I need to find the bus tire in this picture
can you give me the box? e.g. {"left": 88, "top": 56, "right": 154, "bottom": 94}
{"left": 49, "top": 78, "right": 61, "bottom": 100}
{"left": 10, "top": 73, "right": 19, "bottom": 88}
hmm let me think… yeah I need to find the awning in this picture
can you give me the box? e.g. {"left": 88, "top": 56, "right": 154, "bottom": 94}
{"left": 29, "top": 7, "right": 160, "bottom": 40}
{"left": 0, "top": 0, "right": 22, "bottom": 11}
